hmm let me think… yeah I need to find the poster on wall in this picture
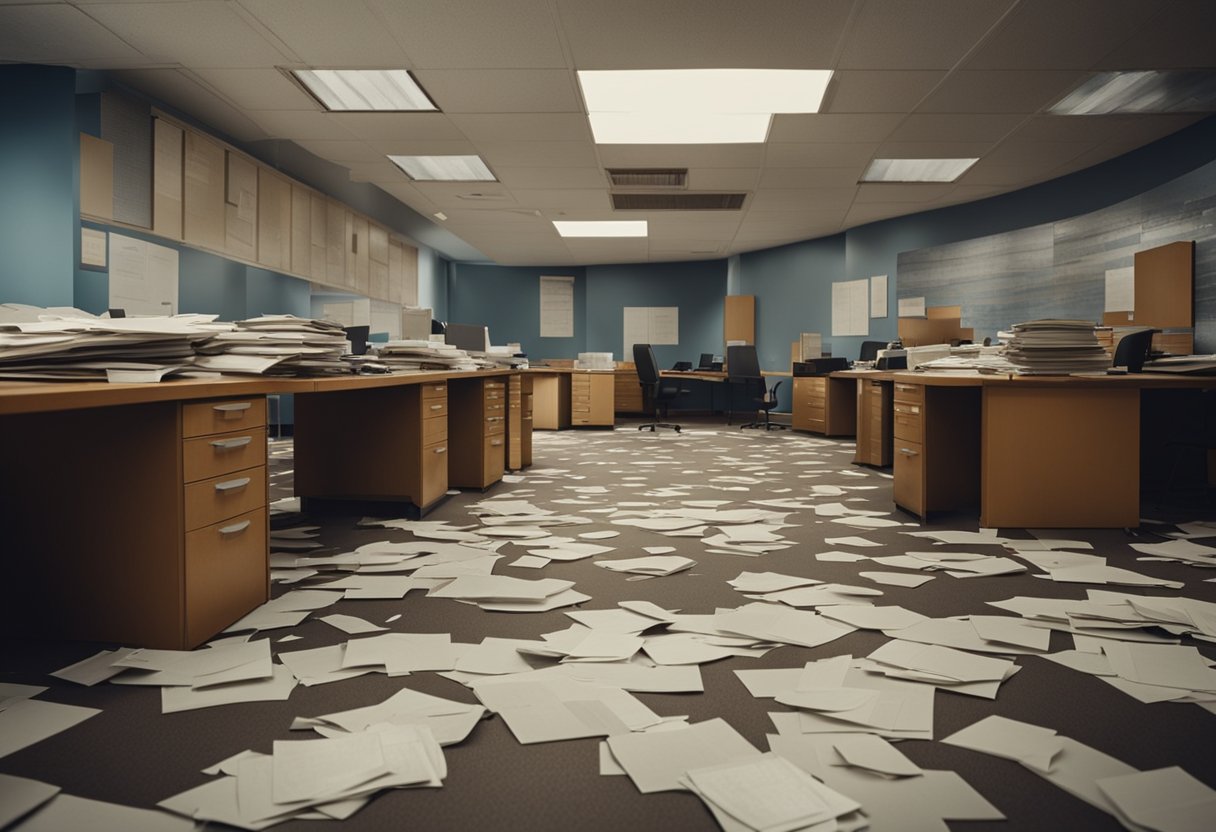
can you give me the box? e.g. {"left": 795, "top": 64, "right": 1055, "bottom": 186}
{"left": 831, "top": 278, "right": 869, "bottom": 337}
{"left": 1104, "top": 266, "right": 1135, "bottom": 314}
{"left": 539, "top": 275, "right": 574, "bottom": 337}
{"left": 623, "top": 307, "right": 679, "bottom": 359}
{"left": 870, "top": 275, "right": 888, "bottom": 318}
{"left": 108, "top": 233, "right": 178, "bottom": 316}
{"left": 898, "top": 296, "right": 926, "bottom": 318}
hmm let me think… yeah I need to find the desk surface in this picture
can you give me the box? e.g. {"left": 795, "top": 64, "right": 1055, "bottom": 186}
{"left": 890, "top": 370, "right": 1216, "bottom": 389}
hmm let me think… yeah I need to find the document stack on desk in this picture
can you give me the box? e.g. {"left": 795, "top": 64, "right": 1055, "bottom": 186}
{"left": 194, "top": 315, "right": 350, "bottom": 375}
{"left": 374, "top": 340, "right": 479, "bottom": 371}
{"left": 1003, "top": 320, "right": 1111, "bottom": 375}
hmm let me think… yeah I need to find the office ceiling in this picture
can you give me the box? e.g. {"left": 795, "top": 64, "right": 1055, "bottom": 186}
{"left": 2, "top": 0, "right": 1214, "bottom": 266}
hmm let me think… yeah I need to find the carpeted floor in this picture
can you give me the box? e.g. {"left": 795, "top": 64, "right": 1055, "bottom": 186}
{"left": 2, "top": 418, "right": 1214, "bottom": 830}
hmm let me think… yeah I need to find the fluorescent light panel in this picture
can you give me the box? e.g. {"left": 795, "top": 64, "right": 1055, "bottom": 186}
{"left": 862, "top": 158, "right": 978, "bottom": 183}
{"left": 389, "top": 155, "right": 496, "bottom": 182}
{"left": 577, "top": 68, "right": 832, "bottom": 144}
{"left": 293, "top": 69, "right": 436, "bottom": 111}
{"left": 553, "top": 220, "right": 648, "bottom": 238}
{"left": 1050, "top": 70, "right": 1216, "bottom": 115}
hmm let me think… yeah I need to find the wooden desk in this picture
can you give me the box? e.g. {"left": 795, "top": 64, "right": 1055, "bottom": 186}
{"left": 528, "top": 368, "right": 614, "bottom": 429}
{"left": 0, "top": 377, "right": 293, "bottom": 648}
{"left": 831, "top": 370, "right": 895, "bottom": 466}
{"left": 889, "top": 372, "right": 1214, "bottom": 528}
{"left": 791, "top": 374, "right": 856, "bottom": 436}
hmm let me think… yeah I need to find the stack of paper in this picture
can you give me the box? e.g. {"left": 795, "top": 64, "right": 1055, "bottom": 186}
{"left": 862, "top": 640, "right": 1018, "bottom": 699}
{"left": 428, "top": 575, "right": 590, "bottom": 612}
{"left": 293, "top": 686, "right": 486, "bottom": 747}
{"left": 1003, "top": 319, "right": 1111, "bottom": 374}
{"left": 595, "top": 556, "right": 696, "bottom": 576}
{"left": 374, "top": 339, "right": 478, "bottom": 371}
{"left": 194, "top": 315, "right": 350, "bottom": 375}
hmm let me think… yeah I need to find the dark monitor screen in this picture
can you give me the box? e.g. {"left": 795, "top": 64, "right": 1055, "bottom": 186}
{"left": 859, "top": 340, "right": 885, "bottom": 362}
{"left": 343, "top": 325, "right": 370, "bottom": 356}
{"left": 445, "top": 322, "right": 489, "bottom": 352}
{"left": 107, "top": 308, "right": 126, "bottom": 319}
{"left": 697, "top": 352, "right": 714, "bottom": 369}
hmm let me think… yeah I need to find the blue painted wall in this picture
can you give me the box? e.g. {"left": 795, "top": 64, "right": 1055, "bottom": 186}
{"left": 0, "top": 66, "right": 78, "bottom": 307}
{"left": 448, "top": 264, "right": 587, "bottom": 360}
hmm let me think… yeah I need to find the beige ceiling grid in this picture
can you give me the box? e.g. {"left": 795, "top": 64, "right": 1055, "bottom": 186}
{"left": 0, "top": 0, "right": 1212, "bottom": 266}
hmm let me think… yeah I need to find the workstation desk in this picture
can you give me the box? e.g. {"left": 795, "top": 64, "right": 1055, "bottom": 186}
{"left": 526, "top": 367, "right": 614, "bottom": 429}
{"left": 659, "top": 369, "right": 792, "bottom": 424}
{"left": 0, "top": 369, "right": 528, "bottom": 649}
{"left": 885, "top": 371, "right": 1214, "bottom": 529}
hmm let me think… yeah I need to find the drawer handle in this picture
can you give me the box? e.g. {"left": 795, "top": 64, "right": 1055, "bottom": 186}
{"left": 210, "top": 436, "right": 253, "bottom": 450}
{"left": 491, "top": 439, "right": 504, "bottom": 446}
{"left": 215, "top": 476, "right": 251, "bottom": 492}
{"left": 432, "top": 386, "right": 445, "bottom": 393}
{"left": 430, "top": 404, "right": 444, "bottom": 411}
{"left": 218, "top": 520, "right": 251, "bottom": 535}
{"left": 213, "top": 402, "right": 252, "bottom": 414}
{"left": 433, "top": 446, "right": 447, "bottom": 455}
{"left": 898, "top": 447, "right": 919, "bottom": 457}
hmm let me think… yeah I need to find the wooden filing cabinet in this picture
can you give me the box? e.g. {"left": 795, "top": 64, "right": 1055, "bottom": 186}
{"left": 613, "top": 365, "right": 645, "bottom": 414}
{"left": 449, "top": 377, "right": 507, "bottom": 489}
{"left": 531, "top": 372, "right": 571, "bottom": 429}
{"left": 294, "top": 381, "right": 449, "bottom": 514}
{"left": 1, "top": 395, "right": 270, "bottom": 648}
{"left": 572, "top": 371, "right": 615, "bottom": 427}
{"left": 855, "top": 378, "right": 893, "bottom": 467}
{"left": 891, "top": 381, "right": 980, "bottom": 519}
{"left": 791, "top": 376, "right": 856, "bottom": 436}
{"left": 506, "top": 374, "right": 534, "bottom": 471}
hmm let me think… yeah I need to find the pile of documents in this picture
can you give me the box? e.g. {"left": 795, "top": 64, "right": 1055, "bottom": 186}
{"left": 194, "top": 315, "right": 350, "bottom": 375}
{"left": 0, "top": 305, "right": 229, "bottom": 382}
{"left": 1002, "top": 319, "right": 1112, "bottom": 374}
{"left": 373, "top": 339, "right": 479, "bottom": 371}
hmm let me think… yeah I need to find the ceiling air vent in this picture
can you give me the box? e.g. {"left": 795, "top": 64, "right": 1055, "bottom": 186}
{"left": 611, "top": 192, "right": 746, "bottom": 211}
{"left": 606, "top": 168, "right": 688, "bottom": 188}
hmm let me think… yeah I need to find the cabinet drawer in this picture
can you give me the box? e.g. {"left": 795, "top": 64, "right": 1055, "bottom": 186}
{"left": 422, "top": 383, "right": 447, "bottom": 401}
{"left": 183, "top": 397, "right": 266, "bottom": 438}
{"left": 423, "top": 397, "right": 448, "bottom": 419}
{"left": 485, "top": 414, "right": 506, "bottom": 435}
{"left": 184, "top": 465, "right": 267, "bottom": 531}
{"left": 893, "top": 440, "right": 924, "bottom": 515}
{"left": 486, "top": 401, "right": 506, "bottom": 416}
{"left": 183, "top": 427, "right": 266, "bottom": 483}
{"left": 893, "top": 402, "right": 922, "bottom": 442}
{"left": 422, "top": 413, "right": 447, "bottom": 445}
{"left": 421, "top": 441, "right": 449, "bottom": 506}
{"left": 484, "top": 434, "right": 506, "bottom": 483}
{"left": 185, "top": 508, "right": 267, "bottom": 646}
{"left": 893, "top": 382, "right": 923, "bottom": 405}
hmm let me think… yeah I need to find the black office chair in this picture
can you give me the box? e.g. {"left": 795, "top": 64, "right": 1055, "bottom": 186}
{"left": 727, "top": 345, "right": 785, "bottom": 431}
{"left": 633, "top": 343, "right": 687, "bottom": 432}
{"left": 858, "top": 341, "right": 885, "bottom": 362}
{"left": 1113, "top": 328, "right": 1158, "bottom": 372}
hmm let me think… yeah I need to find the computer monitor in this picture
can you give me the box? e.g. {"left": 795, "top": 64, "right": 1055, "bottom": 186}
{"left": 431, "top": 319, "right": 446, "bottom": 335}
{"left": 697, "top": 352, "right": 714, "bottom": 369}
{"left": 343, "top": 325, "right": 369, "bottom": 356}
{"left": 445, "top": 322, "right": 489, "bottom": 352}
{"left": 107, "top": 308, "right": 126, "bottom": 319}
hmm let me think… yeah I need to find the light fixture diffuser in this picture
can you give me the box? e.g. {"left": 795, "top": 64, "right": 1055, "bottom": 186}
{"left": 388, "top": 155, "right": 496, "bottom": 182}
{"left": 292, "top": 69, "right": 436, "bottom": 111}
{"left": 577, "top": 68, "right": 832, "bottom": 144}
{"left": 553, "top": 220, "right": 648, "bottom": 238}
{"left": 1049, "top": 70, "right": 1216, "bottom": 115}
{"left": 861, "top": 158, "right": 978, "bottom": 183}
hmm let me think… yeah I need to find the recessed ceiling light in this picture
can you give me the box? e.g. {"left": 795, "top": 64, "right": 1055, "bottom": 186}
{"left": 291, "top": 69, "right": 437, "bottom": 111}
{"left": 577, "top": 69, "right": 832, "bottom": 144}
{"left": 388, "top": 155, "right": 496, "bottom": 182}
{"left": 433, "top": 211, "right": 448, "bottom": 221}
{"left": 1049, "top": 70, "right": 1216, "bottom": 115}
{"left": 861, "top": 158, "right": 978, "bottom": 183}
{"left": 553, "top": 220, "right": 648, "bottom": 238}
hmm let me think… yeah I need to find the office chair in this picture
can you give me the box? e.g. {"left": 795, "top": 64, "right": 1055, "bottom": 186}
{"left": 1113, "top": 328, "right": 1158, "bottom": 373}
{"left": 727, "top": 345, "right": 786, "bottom": 431}
{"left": 633, "top": 343, "right": 687, "bottom": 432}
{"left": 858, "top": 340, "right": 885, "bottom": 362}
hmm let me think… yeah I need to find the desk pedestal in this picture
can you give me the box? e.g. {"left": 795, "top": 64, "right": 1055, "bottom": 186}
{"left": 981, "top": 386, "right": 1139, "bottom": 528}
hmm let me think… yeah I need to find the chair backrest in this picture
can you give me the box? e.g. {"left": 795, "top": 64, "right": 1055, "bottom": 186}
{"left": 858, "top": 340, "right": 884, "bottom": 362}
{"left": 697, "top": 352, "right": 714, "bottom": 369}
{"left": 1114, "top": 328, "right": 1157, "bottom": 373}
{"left": 727, "top": 345, "right": 761, "bottom": 379}
{"left": 633, "top": 343, "right": 661, "bottom": 384}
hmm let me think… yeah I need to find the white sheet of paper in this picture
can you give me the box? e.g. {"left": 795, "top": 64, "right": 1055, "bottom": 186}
{"left": 0, "top": 699, "right": 100, "bottom": 759}
{"left": 0, "top": 774, "right": 60, "bottom": 829}
{"left": 161, "top": 665, "right": 297, "bottom": 714}
{"left": 607, "top": 717, "right": 761, "bottom": 793}
{"left": 319, "top": 614, "right": 388, "bottom": 635}
{"left": 14, "top": 793, "right": 194, "bottom": 831}
{"left": 860, "top": 571, "right": 935, "bottom": 587}
{"left": 832, "top": 734, "right": 923, "bottom": 777}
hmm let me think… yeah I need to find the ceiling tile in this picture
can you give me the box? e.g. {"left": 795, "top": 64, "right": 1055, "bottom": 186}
{"left": 884, "top": 113, "right": 1025, "bottom": 143}
{"left": 1097, "top": 0, "right": 1216, "bottom": 68}
{"left": 685, "top": 169, "right": 761, "bottom": 190}
{"left": 768, "top": 114, "right": 904, "bottom": 143}
{"left": 836, "top": 0, "right": 1016, "bottom": 70}
{"left": 748, "top": 188, "right": 857, "bottom": 211}
{"left": 413, "top": 69, "right": 581, "bottom": 113}
{"left": 448, "top": 113, "right": 593, "bottom": 143}
{"left": 843, "top": 202, "right": 917, "bottom": 227}
{"left": 0, "top": 4, "right": 150, "bottom": 66}
{"left": 291, "top": 140, "right": 386, "bottom": 164}
{"left": 980, "top": 139, "right": 1094, "bottom": 167}
{"left": 512, "top": 189, "right": 611, "bottom": 210}
{"left": 494, "top": 167, "right": 607, "bottom": 189}
{"left": 365, "top": 0, "right": 567, "bottom": 68}
{"left": 854, "top": 183, "right": 956, "bottom": 203}
{"left": 475, "top": 141, "right": 598, "bottom": 168}
{"left": 343, "top": 159, "right": 407, "bottom": 183}
{"left": 757, "top": 168, "right": 863, "bottom": 188}
{"left": 596, "top": 144, "right": 767, "bottom": 169}
{"left": 916, "top": 70, "right": 1086, "bottom": 113}
{"left": 954, "top": 160, "right": 1059, "bottom": 186}
{"left": 237, "top": 0, "right": 409, "bottom": 65}
{"left": 873, "top": 140, "right": 995, "bottom": 158}
{"left": 330, "top": 112, "right": 467, "bottom": 142}
{"left": 965, "top": 0, "right": 1167, "bottom": 70}
{"left": 367, "top": 139, "right": 480, "bottom": 157}
{"left": 84, "top": 1, "right": 290, "bottom": 68}
{"left": 555, "top": 0, "right": 854, "bottom": 69}
{"left": 247, "top": 109, "right": 359, "bottom": 140}
{"left": 826, "top": 71, "right": 947, "bottom": 113}
{"left": 189, "top": 68, "right": 314, "bottom": 111}
{"left": 765, "top": 143, "right": 881, "bottom": 168}
{"left": 111, "top": 68, "right": 269, "bottom": 142}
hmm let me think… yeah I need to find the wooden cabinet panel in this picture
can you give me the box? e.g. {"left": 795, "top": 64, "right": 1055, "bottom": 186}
{"left": 185, "top": 508, "right": 267, "bottom": 646}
